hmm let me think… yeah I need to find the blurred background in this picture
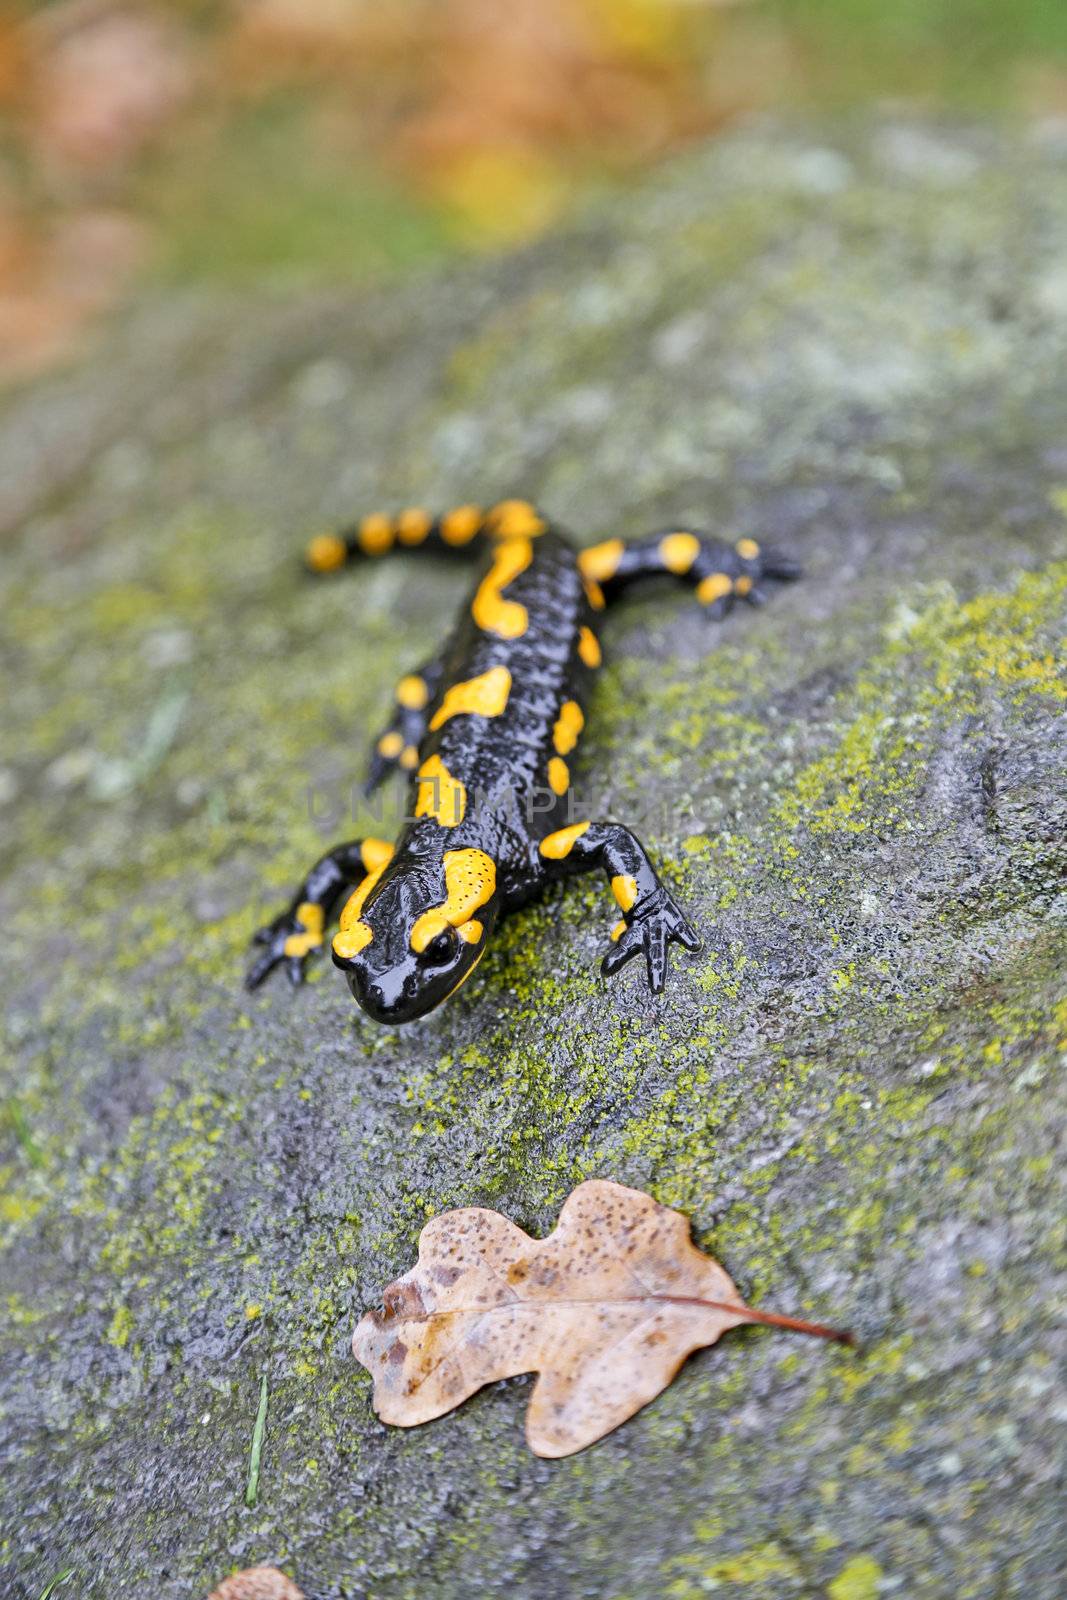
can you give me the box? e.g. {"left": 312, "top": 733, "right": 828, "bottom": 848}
{"left": 2, "top": 0, "right": 1067, "bottom": 385}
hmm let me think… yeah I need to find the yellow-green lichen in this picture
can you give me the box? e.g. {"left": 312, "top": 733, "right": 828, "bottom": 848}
{"left": 775, "top": 566, "right": 1067, "bottom": 838}
{"left": 828, "top": 1554, "right": 885, "bottom": 1600}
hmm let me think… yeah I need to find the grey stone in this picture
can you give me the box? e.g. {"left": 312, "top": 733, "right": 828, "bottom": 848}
{"left": 1, "top": 117, "right": 1065, "bottom": 1600}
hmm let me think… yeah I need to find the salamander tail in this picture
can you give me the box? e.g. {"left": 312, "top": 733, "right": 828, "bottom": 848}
{"left": 303, "top": 499, "right": 549, "bottom": 574}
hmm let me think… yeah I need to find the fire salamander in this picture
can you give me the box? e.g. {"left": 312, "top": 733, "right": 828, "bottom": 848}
{"left": 246, "top": 500, "right": 799, "bottom": 1024}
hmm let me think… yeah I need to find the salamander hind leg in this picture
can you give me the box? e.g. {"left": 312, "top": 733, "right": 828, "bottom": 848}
{"left": 246, "top": 837, "right": 393, "bottom": 989}
{"left": 578, "top": 529, "right": 800, "bottom": 620}
{"left": 538, "top": 821, "right": 700, "bottom": 993}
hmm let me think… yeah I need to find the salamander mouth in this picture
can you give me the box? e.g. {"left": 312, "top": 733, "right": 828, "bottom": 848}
{"left": 340, "top": 962, "right": 445, "bottom": 1025}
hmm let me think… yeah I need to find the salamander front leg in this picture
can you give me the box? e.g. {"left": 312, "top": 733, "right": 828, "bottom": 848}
{"left": 539, "top": 821, "right": 700, "bottom": 993}
{"left": 246, "top": 837, "right": 393, "bottom": 989}
{"left": 363, "top": 658, "right": 445, "bottom": 796}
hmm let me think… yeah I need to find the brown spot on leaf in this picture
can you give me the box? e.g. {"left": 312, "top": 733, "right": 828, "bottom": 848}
{"left": 382, "top": 1280, "right": 427, "bottom": 1322}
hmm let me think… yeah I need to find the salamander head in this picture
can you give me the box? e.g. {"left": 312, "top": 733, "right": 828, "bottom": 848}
{"left": 331, "top": 846, "right": 498, "bottom": 1025}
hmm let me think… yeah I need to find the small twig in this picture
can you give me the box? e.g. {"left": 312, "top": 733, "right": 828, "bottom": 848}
{"left": 38, "top": 1571, "right": 75, "bottom": 1600}
{"left": 245, "top": 1373, "right": 269, "bottom": 1507}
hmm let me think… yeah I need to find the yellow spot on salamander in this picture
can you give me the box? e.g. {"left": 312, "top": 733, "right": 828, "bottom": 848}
{"left": 283, "top": 901, "right": 326, "bottom": 958}
{"left": 487, "top": 499, "right": 546, "bottom": 538}
{"left": 547, "top": 756, "right": 569, "bottom": 795}
{"left": 429, "top": 664, "right": 512, "bottom": 729}
{"left": 697, "top": 572, "right": 732, "bottom": 605}
{"left": 333, "top": 922, "right": 373, "bottom": 959}
{"left": 583, "top": 576, "right": 606, "bottom": 610}
{"left": 734, "top": 574, "right": 753, "bottom": 596}
{"left": 377, "top": 730, "right": 404, "bottom": 759}
{"left": 361, "top": 838, "right": 394, "bottom": 872}
{"left": 578, "top": 538, "right": 624, "bottom": 582}
{"left": 612, "top": 873, "right": 638, "bottom": 912}
{"left": 578, "top": 626, "right": 602, "bottom": 668}
{"left": 335, "top": 856, "right": 386, "bottom": 958}
{"left": 337, "top": 859, "right": 389, "bottom": 932}
{"left": 553, "top": 699, "right": 584, "bottom": 755}
{"left": 471, "top": 537, "right": 532, "bottom": 638}
{"left": 441, "top": 504, "right": 483, "bottom": 545}
{"left": 358, "top": 512, "right": 394, "bottom": 556}
{"left": 396, "top": 674, "right": 429, "bottom": 711}
{"left": 306, "top": 533, "right": 346, "bottom": 572}
{"left": 410, "top": 848, "right": 496, "bottom": 953}
{"left": 610, "top": 918, "right": 627, "bottom": 942}
{"left": 457, "top": 920, "right": 483, "bottom": 944}
{"left": 415, "top": 753, "right": 467, "bottom": 827}
{"left": 736, "top": 537, "right": 760, "bottom": 560}
{"left": 397, "top": 507, "right": 432, "bottom": 545}
{"left": 660, "top": 531, "right": 700, "bottom": 574}
{"left": 540, "top": 820, "right": 590, "bottom": 859}
{"left": 400, "top": 744, "right": 420, "bottom": 769}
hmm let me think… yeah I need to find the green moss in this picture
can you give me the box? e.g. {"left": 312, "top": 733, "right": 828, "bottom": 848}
{"left": 141, "top": 104, "right": 452, "bottom": 289}
{"left": 828, "top": 1554, "right": 885, "bottom": 1600}
{"left": 661, "top": 1538, "right": 802, "bottom": 1596}
{"left": 67, "top": 1086, "right": 245, "bottom": 1288}
{"left": 107, "top": 1303, "right": 135, "bottom": 1350}
{"left": 776, "top": 566, "right": 1067, "bottom": 837}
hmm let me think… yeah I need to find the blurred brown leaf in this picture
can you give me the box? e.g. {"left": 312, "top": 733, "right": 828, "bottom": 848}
{"left": 26, "top": 2, "right": 196, "bottom": 175}
{"left": 0, "top": 13, "right": 28, "bottom": 108}
{"left": 208, "top": 1567, "right": 304, "bottom": 1600}
{"left": 228, "top": 0, "right": 406, "bottom": 82}
{"left": 354, "top": 1179, "right": 851, "bottom": 1457}
{"left": 226, "top": 0, "right": 733, "bottom": 239}
{"left": 0, "top": 206, "right": 144, "bottom": 382}
{"left": 391, "top": 0, "right": 727, "bottom": 235}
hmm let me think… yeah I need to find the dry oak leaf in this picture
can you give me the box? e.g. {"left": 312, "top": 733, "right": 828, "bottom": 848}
{"left": 353, "top": 1179, "right": 851, "bottom": 1457}
{"left": 207, "top": 1567, "right": 303, "bottom": 1600}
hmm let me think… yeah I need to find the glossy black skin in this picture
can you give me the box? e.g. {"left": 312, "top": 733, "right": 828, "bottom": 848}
{"left": 246, "top": 509, "right": 799, "bottom": 1024}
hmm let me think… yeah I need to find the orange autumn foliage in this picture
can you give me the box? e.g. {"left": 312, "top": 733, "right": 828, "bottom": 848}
{"left": 0, "top": 0, "right": 740, "bottom": 378}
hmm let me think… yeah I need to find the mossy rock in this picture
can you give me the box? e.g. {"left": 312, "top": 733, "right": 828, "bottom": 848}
{"left": 2, "top": 118, "right": 1065, "bottom": 1600}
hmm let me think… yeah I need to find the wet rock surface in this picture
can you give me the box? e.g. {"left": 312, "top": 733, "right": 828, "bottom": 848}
{"left": 1, "top": 118, "right": 1065, "bottom": 1599}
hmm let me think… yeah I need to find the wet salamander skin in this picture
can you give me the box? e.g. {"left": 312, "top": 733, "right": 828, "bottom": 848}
{"left": 246, "top": 500, "right": 799, "bottom": 1024}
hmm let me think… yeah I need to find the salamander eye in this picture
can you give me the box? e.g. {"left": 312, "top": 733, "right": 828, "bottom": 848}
{"left": 421, "top": 928, "right": 457, "bottom": 966}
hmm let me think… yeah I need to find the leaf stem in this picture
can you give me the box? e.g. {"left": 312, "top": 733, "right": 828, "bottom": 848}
{"left": 697, "top": 1292, "right": 857, "bottom": 1344}
{"left": 734, "top": 1302, "right": 855, "bottom": 1346}
{"left": 651, "top": 1293, "right": 853, "bottom": 1345}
